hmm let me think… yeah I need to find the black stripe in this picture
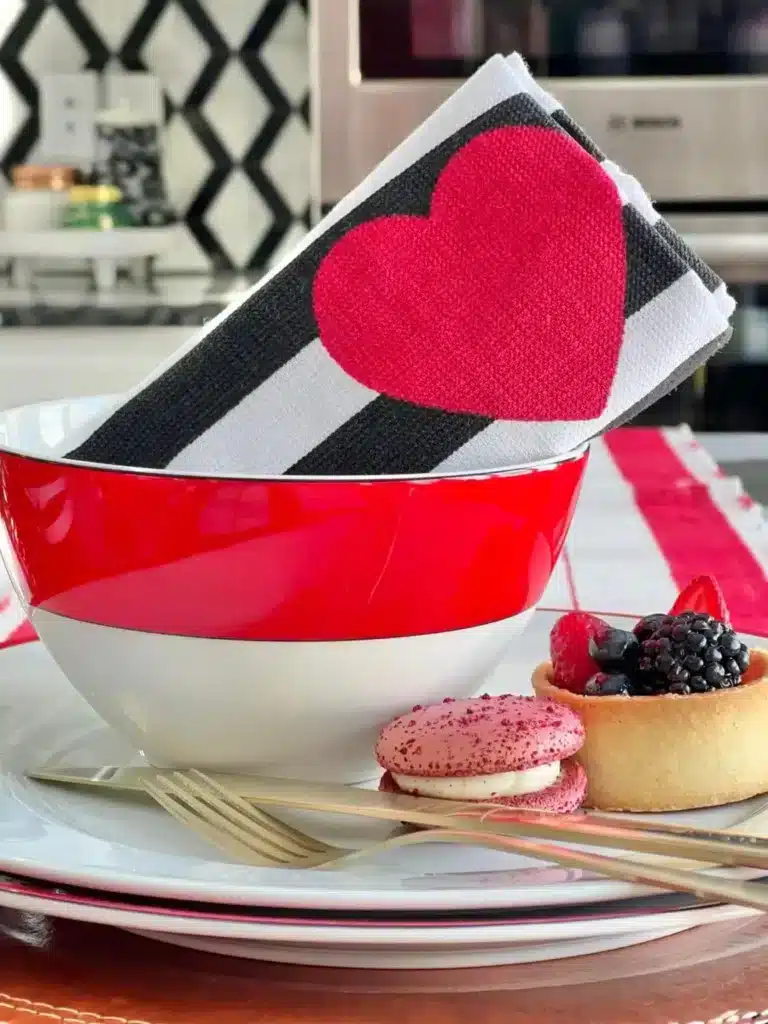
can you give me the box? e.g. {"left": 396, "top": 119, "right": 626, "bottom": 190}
{"left": 288, "top": 398, "right": 491, "bottom": 476}
{"left": 655, "top": 219, "right": 722, "bottom": 294}
{"left": 66, "top": 93, "right": 554, "bottom": 469}
{"left": 623, "top": 206, "right": 688, "bottom": 319}
{"left": 550, "top": 109, "right": 605, "bottom": 161}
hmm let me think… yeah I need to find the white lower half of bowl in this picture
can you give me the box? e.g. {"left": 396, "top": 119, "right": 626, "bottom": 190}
{"left": 30, "top": 608, "right": 534, "bottom": 783}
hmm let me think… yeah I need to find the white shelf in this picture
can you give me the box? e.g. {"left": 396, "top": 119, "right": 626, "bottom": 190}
{"left": 0, "top": 225, "right": 177, "bottom": 260}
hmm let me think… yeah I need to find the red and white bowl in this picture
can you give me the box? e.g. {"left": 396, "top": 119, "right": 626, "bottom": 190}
{"left": 0, "top": 396, "right": 588, "bottom": 782}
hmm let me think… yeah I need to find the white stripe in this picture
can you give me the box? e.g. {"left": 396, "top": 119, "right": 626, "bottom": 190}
{"left": 435, "top": 419, "right": 595, "bottom": 473}
{"left": 561, "top": 437, "right": 679, "bottom": 614}
{"left": 540, "top": 553, "right": 576, "bottom": 610}
{"left": 601, "top": 159, "right": 660, "bottom": 225}
{"left": 505, "top": 54, "right": 561, "bottom": 114}
{"left": 167, "top": 341, "right": 377, "bottom": 475}
{"left": 662, "top": 425, "right": 768, "bottom": 573}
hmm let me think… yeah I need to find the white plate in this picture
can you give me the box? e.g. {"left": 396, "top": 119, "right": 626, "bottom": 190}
{"left": 124, "top": 927, "right": 698, "bottom": 969}
{"left": 0, "top": 872, "right": 752, "bottom": 969}
{"left": 1, "top": 612, "right": 766, "bottom": 915}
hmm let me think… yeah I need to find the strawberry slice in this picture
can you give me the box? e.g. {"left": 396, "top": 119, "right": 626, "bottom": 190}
{"left": 669, "top": 575, "right": 730, "bottom": 625}
{"left": 550, "top": 611, "right": 611, "bottom": 694}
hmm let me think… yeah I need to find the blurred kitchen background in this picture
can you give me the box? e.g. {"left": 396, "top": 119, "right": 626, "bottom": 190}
{"left": 0, "top": 0, "right": 766, "bottom": 492}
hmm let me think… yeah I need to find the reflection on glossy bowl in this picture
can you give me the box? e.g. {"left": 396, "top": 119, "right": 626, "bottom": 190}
{"left": 0, "top": 396, "right": 588, "bottom": 781}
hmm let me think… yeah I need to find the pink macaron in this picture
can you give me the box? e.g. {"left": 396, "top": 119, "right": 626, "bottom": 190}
{"left": 376, "top": 693, "right": 587, "bottom": 813}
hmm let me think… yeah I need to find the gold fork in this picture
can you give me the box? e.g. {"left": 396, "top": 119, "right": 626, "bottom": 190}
{"left": 143, "top": 771, "right": 768, "bottom": 913}
{"left": 143, "top": 775, "right": 341, "bottom": 865}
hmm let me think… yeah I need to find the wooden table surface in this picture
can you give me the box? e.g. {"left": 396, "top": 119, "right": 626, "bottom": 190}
{"left": 3, "top": 910, "right": 768, "bottom": 1024}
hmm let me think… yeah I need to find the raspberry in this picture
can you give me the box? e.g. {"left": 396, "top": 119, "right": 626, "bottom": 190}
{"left": 549, "top": 612, "right": 610, "bottom": 694}
{"left": 669, "top": 575, "right": 729, "bottom": 625}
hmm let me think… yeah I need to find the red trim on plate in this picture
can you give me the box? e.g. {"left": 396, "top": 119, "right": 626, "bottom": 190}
{"left": 0, "top": 873, "right": 701, "bottom": 929}
{"left": 0, "top": 450, "right": 587, "bottom": 641}
{"left": 604, "top": 430, "right": 768, "bottom": 636}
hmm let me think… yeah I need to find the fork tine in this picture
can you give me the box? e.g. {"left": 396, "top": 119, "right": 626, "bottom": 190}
{"left": 154, "top": 772, "right": 312, "bottom": 863}
{"left": 156, "top": 772, "right": 347, "bottom": 866}
{"left": 143, "top": 779, "right": 283, "bottom": 866}
{"left": 169, "top": 771, "right": 333, "bottom": 859}
{"left": 148, "top": 776, "right": 343, "bottom": 869}
{"left": 185, "top": 770, "right": 334, "bottom": 856}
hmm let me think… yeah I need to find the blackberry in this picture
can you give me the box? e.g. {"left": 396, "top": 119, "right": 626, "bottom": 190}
{"left": 636, "top": 614, "right": 750, "bottom": 694}
{"left": 634, "top": 614, "right": 672, "bottom": 643}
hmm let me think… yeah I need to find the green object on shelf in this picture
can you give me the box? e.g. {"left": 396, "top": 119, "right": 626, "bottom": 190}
{"left": 61, "top": 185, "right": 136, "bottom": 229}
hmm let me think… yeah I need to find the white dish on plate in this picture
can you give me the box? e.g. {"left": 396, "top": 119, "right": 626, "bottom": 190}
{"left": 2, "top": 611, "right": 767, "bottom": 916}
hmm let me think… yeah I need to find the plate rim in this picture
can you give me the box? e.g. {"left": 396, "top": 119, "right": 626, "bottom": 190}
{"left": 0, "top": 879, "right": 754, "bottom": 943}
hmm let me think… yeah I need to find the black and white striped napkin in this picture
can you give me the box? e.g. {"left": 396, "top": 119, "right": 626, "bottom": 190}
{"left": 62, "top": 54, "right": 734, "bottom": 476}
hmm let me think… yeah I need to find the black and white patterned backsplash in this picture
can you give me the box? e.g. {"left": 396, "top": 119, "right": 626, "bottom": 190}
{"left": 0, "top": 0, "right": 310, "bottom": 272}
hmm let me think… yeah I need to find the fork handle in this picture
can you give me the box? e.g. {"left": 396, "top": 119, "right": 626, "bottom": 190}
{"left": 332, "top": 828, "right": 768, "bottom": 913}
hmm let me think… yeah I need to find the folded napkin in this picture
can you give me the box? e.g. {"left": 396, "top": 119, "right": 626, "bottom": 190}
{"left": 62, "top": 54, "right": 735, "bottom": 476}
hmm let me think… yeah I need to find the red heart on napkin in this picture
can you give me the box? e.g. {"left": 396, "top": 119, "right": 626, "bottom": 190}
{"left": 313, "top": 125, "right": 626, "bottom": 421}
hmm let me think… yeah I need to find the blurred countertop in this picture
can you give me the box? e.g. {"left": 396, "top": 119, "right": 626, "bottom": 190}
{"left": 0, "top": 273, "right": 261, "bottom": 328}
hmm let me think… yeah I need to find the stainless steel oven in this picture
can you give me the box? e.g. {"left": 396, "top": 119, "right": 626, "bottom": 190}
{"left": 310, "top": 0, "right": 768, "bottom": 429}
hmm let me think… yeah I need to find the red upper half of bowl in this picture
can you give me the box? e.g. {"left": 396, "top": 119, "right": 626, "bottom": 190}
{"left": 0, "top": 397, "right": 589, "bottom": 642}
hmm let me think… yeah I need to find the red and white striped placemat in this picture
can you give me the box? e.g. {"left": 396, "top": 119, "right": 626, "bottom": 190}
{"left": 542, "top": 425, "right": 767, "bottom": 635}
{"left": 0, "top": 425, "right": 764, "bottom": 652}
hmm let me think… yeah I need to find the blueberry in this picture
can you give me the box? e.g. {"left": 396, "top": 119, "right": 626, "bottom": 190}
{"left": 689, "top": 675, "right": 708, "bottom": 692}
{"left": 589, "top": 629, "right": 639, "bottom": 671}
{"left": 589, "top": 671, "right": 606, "bottom": 696}
{"left": 684, "top": 655, "right": 704, "bottom": 673}
{"left": 704, "top": 646, "right": 723, "bottom": 664}
{"left": 598, "top": 673, "right": 633, "bottom": 696}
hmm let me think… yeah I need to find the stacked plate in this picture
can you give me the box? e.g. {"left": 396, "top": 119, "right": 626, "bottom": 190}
{"left": 1, "top": 610, "right": 765, "bottom": 970}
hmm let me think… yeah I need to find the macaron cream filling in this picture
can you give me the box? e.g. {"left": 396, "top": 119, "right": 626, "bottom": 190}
{"left": 391, "top": 760, "right": 561, "bottom": 800}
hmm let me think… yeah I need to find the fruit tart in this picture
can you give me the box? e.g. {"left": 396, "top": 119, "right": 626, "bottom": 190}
{"left": 532, "top": 576, "right": 768, "bottom": 812}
